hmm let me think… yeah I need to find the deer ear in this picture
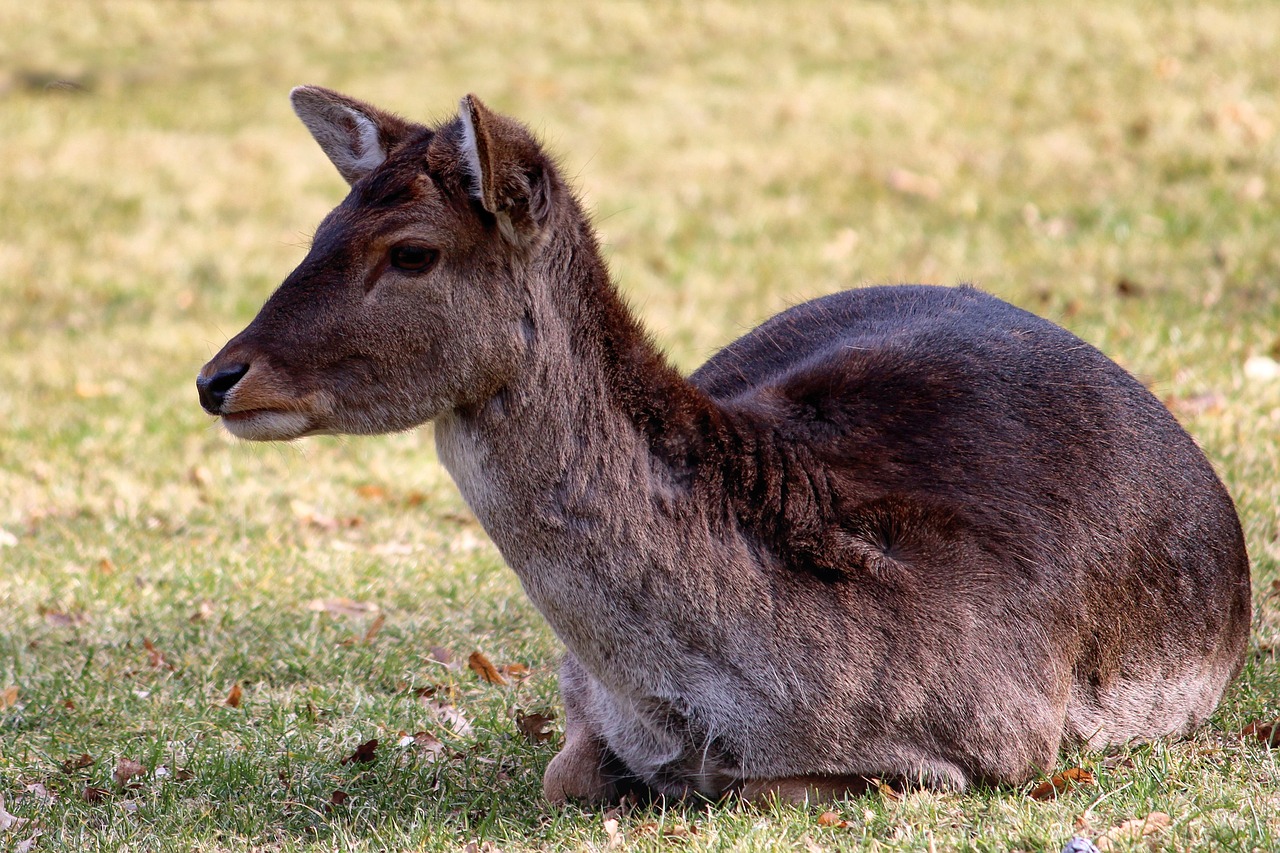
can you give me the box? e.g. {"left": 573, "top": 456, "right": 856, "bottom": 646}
{"left": 457, "top": 94, "right": 553, "bottom": 244}
{"left": 290, "top": 86, "right": 413, "bottom": 186}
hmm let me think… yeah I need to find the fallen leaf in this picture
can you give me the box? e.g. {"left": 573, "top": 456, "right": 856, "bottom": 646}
{"left": 875, "top": 778, "right": 903, "bottom": 802}
{"left": 173, "top": 768, "right": 195, "bottom": 782}
{"left": 15, "top": 834, "right": 40, "bottom": 853}
{"left": 468, "top": 651, "right": 507, "bottom": 685}
{"left": 355, "top": 484, "right": 387, "bottom": 500}
{"left": 113, "top": 757, "right": 146, "bottom": 786}
{"left": 224, "top": 683, "right": 243, "bottom": 708}
{"left": 189, "top": 600, "right": 215, "bottom": 623}
{"left": 308, "top": 598, "right": 378, "bottom": 617}
{"left": 499, "top": 662, "right": 531, "bottom": 682}
{"left": 0, "top": 686, "right": 18, "bottom": 710}
{"left": 428, "top": 646, "right": 456, "bottom": 667}
{"left": 119, "top": 800, "right": 139, "bottom": 814}
{"left": 143, "top": 638, "right": 174, "bottom": 671}
{"left": 0, "top": 794, "right": 27, "bottom": 831}
{"left": 515, "top": 709, "right": 557, "bottom": 743}
{"left": 818, "top": 810, "right": 851, "bottom": 828}
{"left": 1094, "top": 811, "right": 1171, "bottom": 850}
{"left": 1030, "top": 767, "right": 1095, "bottom": 801}
{"left": 82, "top": 786, "right": 109, "bottom": 803}
{"left": 431, "top": 702, "right": 473, "bottom": 737}
{"left": 329, "top": 789, "right": 349, "bottom": 805}
{"left": 23, "top": 783, "right": 54, "bottom": 804}
{"left": 61, "top": 753, "right": 94, "bottom": 774}
{"left": 1242, "top": 720, "right": 1280, "bottom": 747}
{"left": 397, "top": 730, "right": 446, "bottom": 761}
{"left": 340, "top": 738, "right": 379, "bottom": 765}
{"left": 363, "top": 613, "right": 386, "bottom": 644}
{"left": 603, "top": 817, "right": 623, "bottom": 849}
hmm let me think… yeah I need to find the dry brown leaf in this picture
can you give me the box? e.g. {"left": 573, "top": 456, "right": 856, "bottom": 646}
{"left": 499, "top": 662, "right": 531, "bottom": 682}
{"left": 428, "top": 646, "right": 456, "bottom": 667}
{"left": 818, "top": 811, "right": 852, "bottom": 828}
{"left": 516, "top": 709, "right": 557, "bottom": 743}
{"left": 397, "top": 730, "right": 446, "bottom": 761}
{"left": 1094, "top": 811, "right": 1171, "bottom": 850}
{"left": 113, "top": 757, "right": 146, "bottom": 786}
{"left": 224, "top": 683, "right": 243, "bottom": 708}
{"left": 363, "top": 613, "right": 386, "bottom": 644}
{"left": 341, "top": 737, "right": 379, "bottom": 765}
{"left": 355, "top": 484, "right": 387, "bottom": 500}
{"left": 1029, "top": 767, "right": 1095, "bottom": 800}
{"left": 308, "top": 597, "right": 378, "bottom": 617}
{"left": 143, "top": 638, "right": 174, "bottom": 671}
{"left": 875, "top": 778, "right": 903, "bottom": 802}
{"left": 82, "top": 786, "right": 109, "bottom": 803}
{"left": 468, "top": 651, "right": 507, "bottom": 686}
{"left": 0, "top": 686, "right": 18, "bottom": 710}
{"left": 1242, "top": 720, "right": 1280, "bottom": 747}
{"left": 61, "top": 753, "right": 94, "bottom": 774}
{"left": 329, "top": 789, "right": 349, "bottom": 805}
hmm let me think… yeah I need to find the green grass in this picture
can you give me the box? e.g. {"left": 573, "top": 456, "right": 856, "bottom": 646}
{"left": 1, "top": 1, "right": 1278, "bottom": 850}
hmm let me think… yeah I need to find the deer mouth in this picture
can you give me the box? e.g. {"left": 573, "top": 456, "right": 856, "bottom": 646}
{"left": 221, "top": 408, "right": 315, "bottom": 441}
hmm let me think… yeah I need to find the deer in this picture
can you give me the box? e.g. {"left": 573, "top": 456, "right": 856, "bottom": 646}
{"left": 197, "top": 87, "right": 1252, "bottom": 805}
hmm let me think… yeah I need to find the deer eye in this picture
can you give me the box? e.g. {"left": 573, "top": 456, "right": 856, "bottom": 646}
{"left": 388, "top": 244, "right": 439, "bottom": 273}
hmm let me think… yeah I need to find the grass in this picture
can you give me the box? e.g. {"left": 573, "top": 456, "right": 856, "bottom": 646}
{"left": 1, "top": 1, "right": 1278, "bottom": 849}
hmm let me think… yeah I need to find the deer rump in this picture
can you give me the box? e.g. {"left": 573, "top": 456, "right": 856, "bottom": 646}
{"left": 552, "top": 284, "right": 1249, "bottom": 799}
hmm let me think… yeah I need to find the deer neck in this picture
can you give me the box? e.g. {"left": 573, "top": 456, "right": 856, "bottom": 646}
{"left": 433, "top": 221, "right": 726, "bottom": 667}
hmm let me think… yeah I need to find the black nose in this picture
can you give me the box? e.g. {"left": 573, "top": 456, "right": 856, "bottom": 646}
{"left": 197, "top": 363, "right": 249, "bottom": 414}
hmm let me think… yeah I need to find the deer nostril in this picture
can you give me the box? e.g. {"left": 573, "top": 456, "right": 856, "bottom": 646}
{"left": 197, "top": 363, "right": 250, "bottom": 414}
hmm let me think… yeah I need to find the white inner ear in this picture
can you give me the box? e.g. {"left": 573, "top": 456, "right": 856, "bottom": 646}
{"left": 342, "top": 106, "right": 387, "bottom": 174}
{"left": 457, "top": 100, "right": 485, "bottom": 202}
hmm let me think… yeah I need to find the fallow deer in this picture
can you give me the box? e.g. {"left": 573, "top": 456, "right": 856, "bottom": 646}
{"left": 198, "top": 88, "right": 1251, "bottom": 804}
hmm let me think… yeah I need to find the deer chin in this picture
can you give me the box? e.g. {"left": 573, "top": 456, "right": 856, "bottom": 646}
{"left": 221, "top": 409, "right": 314, "bottom": 441}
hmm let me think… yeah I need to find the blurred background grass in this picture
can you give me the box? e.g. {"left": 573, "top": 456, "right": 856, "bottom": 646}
{"left": 0, "top": 2, "right": 1278, "bottom": 850}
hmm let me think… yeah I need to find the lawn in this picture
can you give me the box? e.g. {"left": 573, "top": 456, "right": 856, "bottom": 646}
{"left": 1, "top": 2, "right": 1278, "bottom": 850}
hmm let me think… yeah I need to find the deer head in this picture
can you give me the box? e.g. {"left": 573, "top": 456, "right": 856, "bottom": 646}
{"left": 196, "top": 87, "right": 560, "bottom": 440}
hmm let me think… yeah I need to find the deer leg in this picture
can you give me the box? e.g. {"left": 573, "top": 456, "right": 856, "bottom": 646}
{"left": 543, "top": 655, "right": 629, "bottom": 804}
